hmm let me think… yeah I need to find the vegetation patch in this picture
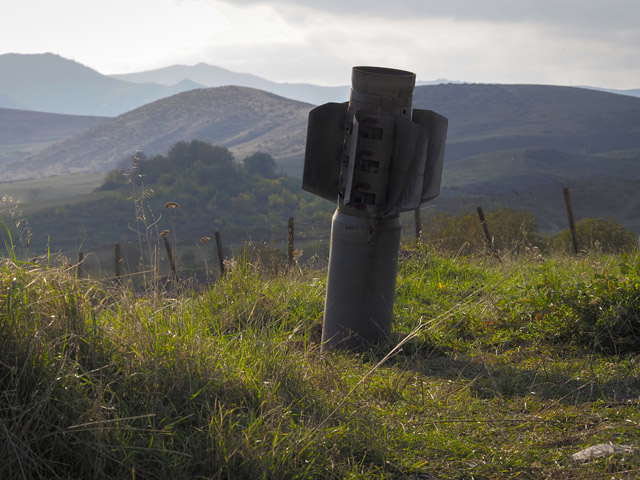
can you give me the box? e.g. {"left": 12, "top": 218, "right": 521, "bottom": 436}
{"left": 19, "top": 140, "right": 333, "bottom": 255}
{"left": 2, "top": 240, "right": 640, "bottom": 478}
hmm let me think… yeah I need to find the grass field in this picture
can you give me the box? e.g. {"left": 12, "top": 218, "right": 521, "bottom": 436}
{"left": 0, "top": 140, "right": 57, "bottom": 156}
{"left": 1, "top": 242, "right": 639, "bottom": 479}
{"left": 0, "top": 140, "right": 57, "bottom": 172}
{"left": 0, "top": 172, "right": 105, "bottom": 205}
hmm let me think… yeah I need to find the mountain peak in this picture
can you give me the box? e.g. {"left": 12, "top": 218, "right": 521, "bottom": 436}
{"left": 0, "top": 53, "right": 202, "bottom": 116}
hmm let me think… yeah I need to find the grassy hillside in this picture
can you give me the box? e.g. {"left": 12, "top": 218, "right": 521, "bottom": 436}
{"left": 2, "top": 87, "right": 311, "bottom": 181}
{"left": 8, "top": 83, "right": 640, "bottom": 184}
{"left": 1, "top": 245, "right": 639, "bottom": 479}
{"left": 442, "top": 147, "right": 640, "bottom": 192}
{"left": 4, "top": 84, "right": 640, "bottom": 246}
{"left": 0, "top": 173, "right": 104, "bottom": 204}
{"left": 415, "top": 84, "right": 640, "bottom": 160}
{"left": 0, "top": 141, "right": 57, "bottom": 170}
{"left": 0, "top": 108, "right": 107, "bottom": 168}
{"left": 0, "top": 108, "right": 107, "bottom": 145}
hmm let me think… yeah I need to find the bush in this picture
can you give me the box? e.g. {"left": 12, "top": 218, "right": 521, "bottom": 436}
{"left": 243, "top": 152, "right": 278, "bottom": 178}
{"left": 555, "top": 218, "right": 637, "bottom": 254}
{"left": 422, "top": 207, "right": 538, "bottom": 255}
{"left": 527, "top": 257, "right": 640, "bottom": 354}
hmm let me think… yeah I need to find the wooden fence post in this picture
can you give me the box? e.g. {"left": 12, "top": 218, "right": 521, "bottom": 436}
{"left": 288, "top": 217, "right": 294, "bottom": 267}
{"left": 476, "top": 207, "right": 494, "bottom": 253}
{"left": 114, "top": 243, "right": 122, "bottom": 280}
{"left": 563, "top": 187, "right": 579, "bottom": 254}
{"left": 162, "top": 236, "right": 177, "bottom": 281}
{"left": 215, "top": 231, "right": 225, "bottom": 276}
{"left": 76, "top": 251, "right": 84, "bottom": 279}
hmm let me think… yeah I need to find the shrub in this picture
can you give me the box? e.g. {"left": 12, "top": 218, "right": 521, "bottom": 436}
{"left": 243, "top": 152, "right": 278, "bottom": 178}
{"left": 555, "top": 218, "right": 637, "bottom": 254}
{"left": 422, "top": 207, "right": 538, "bottom": 255}
{"left": 525, "top": 256, "right": 640, "bottom": 354}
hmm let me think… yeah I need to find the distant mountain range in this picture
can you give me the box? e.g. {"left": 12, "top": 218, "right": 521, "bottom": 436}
{"left": 581, "top": 86, "right": 640, "bottom": 98}
{"left": 3, "top": 52, "right": 640, "bottom": 234}
{"left": 0, "top": 53, "right": 200, "bottom": 116}
{"left": 413, "top": 83, "right": 640, "bottom": 158}
{"left": 0, "top": 53, "right": 352, "bottom": 116}
{"left": 5, "top": 81, "right": 640, "bottom": 182}
{"left": 110, "top": 63, "right": 351, "bottom": 106}
{"left": 2, "top": 52, "right": 638, "bottom": 118}
{"left": 109, "top": 63, "right": 640, "bottom": 103}
{"left": 0, "top": 86, "right": 311, "bottom": 179}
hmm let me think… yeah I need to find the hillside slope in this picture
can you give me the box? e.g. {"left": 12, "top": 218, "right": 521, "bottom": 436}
{"left": 414, "top": 84, "right": 640, "bottom": 160}
{"left": 0, "top": 108, "right": 108, "bottom": 168}
{"left": 8, "top": 83, "right": 640, "bottom": 183}
{"left": 0, "top": 108, "right": 107, "bottom": 145}
{"left": 2, "top": 87, "right": 311, "bottom": 179}
{"left": 442, "top": 148, "right": 640, "bottom": 193}
{"left": 431, "top": 146, "right": 640, "bottom": 232}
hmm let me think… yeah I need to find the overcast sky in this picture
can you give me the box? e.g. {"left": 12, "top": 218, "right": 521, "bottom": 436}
{"left": 2, "top": 0, "right": 639, "bottom": 89}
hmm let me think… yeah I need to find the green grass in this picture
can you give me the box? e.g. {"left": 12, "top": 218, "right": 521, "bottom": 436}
{"left": 1, "top": 247, "right": 639, "bottom": 479}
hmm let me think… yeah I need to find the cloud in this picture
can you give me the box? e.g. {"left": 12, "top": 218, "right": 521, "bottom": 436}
{"left": 214, "top": 0, "right": 640, "bottom": 31}
{"left": 201, "top": 42, "right": 353, "bottom": 84}
{"left": 205, "top": 0, "right": 638, "bottom": 89}
{"left": 3, "top": 0, "right": 638, "bottom": 89}
{"left": 192, "top": 1, "right": 640, "bottom": 89}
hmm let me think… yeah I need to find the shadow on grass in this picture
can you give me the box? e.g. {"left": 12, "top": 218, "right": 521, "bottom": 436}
{"left": 352, "top": 334, "right": 640, "bottom": 405}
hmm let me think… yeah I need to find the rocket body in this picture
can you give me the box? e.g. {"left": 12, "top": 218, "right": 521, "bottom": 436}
{"left": 303, "top": 66, "right": 448, "bottom": 349}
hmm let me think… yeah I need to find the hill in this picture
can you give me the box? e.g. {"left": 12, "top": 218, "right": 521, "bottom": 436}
{"left": 8, "top": 83, "right": 640, "bottom": 182}
{"left": 0, "top": 108, "right": 106, "bottom": 146}
{"left": 442, "top": 148, "right": 640, "bottom": 193}
{"left": 0, "top": 53, "right": 200, "bottom": 116}
{"left": 0, "top": 53, "right": 348, "bottom": 116}
{"left": 582, "top": 86, "right": 640, "bottom": 99}
{"left": 0, "top": 107, "right": 108, "bottom": 168}
{"left": 111, "top": 62, "right": 351, "bottom": 106}
{"left": 5, "top": 82, "right": 640, "bottom": 237}
{"left": 1, "top": 87, "right": 312, "bottom": 180}
{"left": 413, "top": 84, "right": 640, "bottom": 160}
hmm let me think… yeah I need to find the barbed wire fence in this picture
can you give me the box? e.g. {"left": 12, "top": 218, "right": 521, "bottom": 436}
{"left": 5, "top": 183, "right": 639, "bottom": 285}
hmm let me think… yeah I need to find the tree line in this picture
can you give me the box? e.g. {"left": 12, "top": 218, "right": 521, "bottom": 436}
{"left": 6, "top": 139, "right": 636, "bottom": 259}
{"left": 22, "top": 140, "right": 333, "bottom": 253}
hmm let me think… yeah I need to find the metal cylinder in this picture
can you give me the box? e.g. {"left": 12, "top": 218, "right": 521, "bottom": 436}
{"left": 321, "top": 66, "right": 416, "bottom": 350}
{"left": 322, "top": 211, "right": 401, "bottom": 349}
{"left": 349, "top": 66, "right": 415, "bottom": 119}
{"left": 303, "top": 65, "right": 447, "bottom": 350}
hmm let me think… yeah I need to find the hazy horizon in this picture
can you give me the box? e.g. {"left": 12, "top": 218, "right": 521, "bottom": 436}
{"left": 1, "top": 0, "right": 639, "bottom": 90}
